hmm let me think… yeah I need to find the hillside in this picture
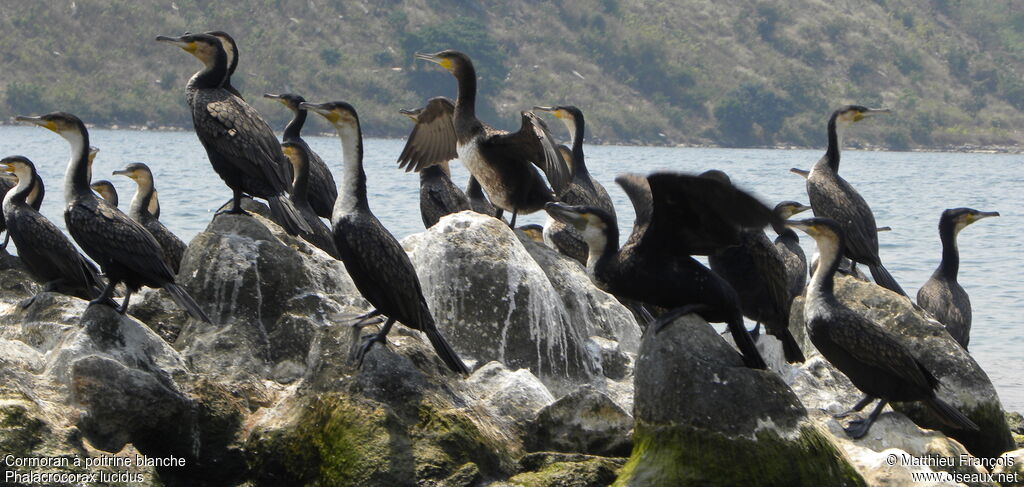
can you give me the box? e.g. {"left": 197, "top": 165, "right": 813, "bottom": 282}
{"left": 1, "top": 0, "right": 1022, "bottom": 149}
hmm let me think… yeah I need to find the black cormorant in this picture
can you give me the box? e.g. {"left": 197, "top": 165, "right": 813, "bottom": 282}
{"left": 544, "top": 172, "right": 779, "bottom": 369}
{"left": 806, "top": 106, "right": 905, "bottom": 295}
{"left": 91, "top": 180, "right": 118, "bottom": 207}
{"left": 112, "top": 162, "right": 188, "bottom": 273}
{"left": 156, "top": 32, "right": 309, "bottom": 235}
{"left": 411, "top": 50, "right": 569, "bottom": 227}
{"left": 772, "top": 201, "right": 812, "bottom": 299}
{"left": 917, "top": 208, "right": 999, "bottom": 349}
{"left": 397, "top": 97, "right": 471, "bottom": 228}
{"left": 264, "top": 92, "right": 338, "bottom": 218}
{"left": 279, "top": 141, "right": 341, "bottom": 258}
{"left": 304, "top": 100, "right": 469, "bottom": 375}
{"left": 534, "top": 106, "right": 615, "bottom": 265}
{"left": 789, "top": 217, "right": 979, "bottom": 438}
{"left": 1, "top": 156, "right": 104, "bottom": 302}
{"left": 19, "top": 112, "right": 209, "bottom": 321}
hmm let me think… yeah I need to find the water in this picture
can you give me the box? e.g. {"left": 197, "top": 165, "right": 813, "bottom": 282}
{"left": 3, "top": 126, "right": 1021, "bottom": 412}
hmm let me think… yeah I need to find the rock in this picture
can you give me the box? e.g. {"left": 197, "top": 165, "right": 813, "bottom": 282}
{"left": 467, "top": 361, "right": 556, "bottom": 426}
{"left": 403, "top": 212, "right": 600, "bottom": 394}
{"left": 588, "top": 336, "right": 631, "bottom": 381}
{"left": 992, "top": 449, "right": 1024, "bottom": 486}
{"left": 527, "top": 386, "right": 633, "bottom": 457}
{"left": 614, "top": 313, "right": 864, "bottom": 486}
{"left": 440, "top": 462, "right": 483, "bottom": 487}
{"left": 504, "top": 452, "right": 625, "bottom": 487}
{"left": 1007, "top": 411, "right": 1024, "bottom": 448}
{"left": 790, "top": 274, "right": 1016, "bottom": 459}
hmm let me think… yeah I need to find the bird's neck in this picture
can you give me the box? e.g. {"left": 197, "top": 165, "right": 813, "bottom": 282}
{"left": 333, "top": 123, "right": 368, "bottom": 219}
{"left": 823, "top": 114, "right": 842, "bottom": 173}
{"left": 937, "top": 222, "right": 960, "bottom": 280}
{"left": 569, "top": 118, "right": 587, "bottom": 177}
{"left": 189, "top": 50, "right": 229, "bottom": 90}
{"left": 129, "top": 178, "right": 156, "bottom": 220}
{"left": 63, "top": 128, "right": 93, "bottom": 202}
{"left": 586, "top": 226, "right": 619, "bottom": 279}
{"left": 808, "top": 234, "right": 842, "bottom": 300}
{"left": 283, "top": 109, "right": 306, "bottom": 141}
{"left": 774, "top": 224, "right": 799, "bottom": 245}
{"left": 5, "top": 169, "right": 34, "bottom": 207}
{"left": 291, "top": 150, "right": 310, "bottom": 202}
{"left": 454, "top": 67, "right": 477, "bottom": 121}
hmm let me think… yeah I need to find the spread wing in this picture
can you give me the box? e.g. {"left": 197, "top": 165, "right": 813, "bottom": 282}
{"left": 481, "top": 112, "right": 570, "bottom": 195}
{"left": 615, "top": 173, "right": 653, "bottom": 249}
{"left": 66, "top": 199, "right": 174, "bottom": 284}
{"left": 397, "top": 97, "right": 458, "bottom": 172}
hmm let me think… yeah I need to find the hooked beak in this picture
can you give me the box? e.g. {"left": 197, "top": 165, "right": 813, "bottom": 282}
{"left": 544, "top": 202, "right": 586, "bottom": 229}
{"left": 855, "top": 108, "right": 892, "bottom": 122}
{"left": 263, "top": 93, "right": 281, "bottom": 99}
{"left": 784, "top": 219, "right": 814, "bottom": 234}
{"left": 112, "top": 168, "right": 132, "bottom": 178}
{"left": 399, "top": 108, "right": 420, "bottom": 121}
{"left": 975, "top": 211, "right": 1000, "bottom": 220}
{"left": 300, "top": 102, "right": 339, "bottom": 124}
{"left": 155, "top": 34, "right": 193, "bottom": 50}
{"left": 0, "top": 162, "right": 15, "bottom": 174}
{"left": 15, "top": 115, "right": 57, "bottom": 133}
{"left": 414, "top": 52, "right": 440, "bottom": 63}
{"left": 789, "top": 168, "right": 810, "bottom": 179}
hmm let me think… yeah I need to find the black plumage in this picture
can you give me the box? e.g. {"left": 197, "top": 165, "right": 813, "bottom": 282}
{"left": 113, "top": 163, "right": 188, "bottom": 273}
{"left": 0, "top": 174, "right": 14, "bottom": 250}
{"left": 264, "top": 92, "right": 338, "bottom": 218}
{"left": 280, "top": 141, "right": 341, "bottom": 258}
{"left": 157, "top": 32, "right": 309, "bottom": 236}
{"left": 544, "top": 171, "right": 778, "bottom": 369}
{"left": 398, "top": 98, "right": 470, "bottom": 228}
{"left": 205, "top": 30, "right": 241, "bottom": 99}
{"left": 1, "top": 156, "right": 103, "bottom": 302}
{"left": 411, "top": 51, "right": 569, "bottom": 227}
{"left": 305, "top": 100, "right": 468, "bottom": 375}
{"left": 790, "top": 217, "right": 979, "bottom": 438}
{"left": 806, "top": 106, "right": 905, "bottom": 296}
{"left": 534, "top": 106, "right": 615, "bottom": 265}
{"left": 19, "top": 112, "right": 208, "bottom": 322}
{"left": 917, "top": 208, "right": 999, "bottom": 349}
{"left": 772, "top": 201, "right": 812, "bottom": 299}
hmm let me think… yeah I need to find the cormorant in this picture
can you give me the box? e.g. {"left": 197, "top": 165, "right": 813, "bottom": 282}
{"left": 205, "top": 30, "right": 241, "bottom": 99}
{"left": 1, "top": 150, "right": 46, "bottom": 251}
{"left": 91, "top": 180, "right": 118, "bottom": 207}
{"left": 534, "top": 106, "right": 615, "bottom": 265}
{"left": 0, "top": 174, "right": 14, "bottom": 250}
{"left": 279, "top": 141, "right": 341, "bottom": 258}
{"left": 544, "top": 171, "right": 779, "bottom": 369}
{"left": 707, "top": 173, "right": 806, "bottom": 363}
{"left": 18, "top": 112, "right": 209, "bottom": 322}
{"left": 411, "top": 50, "right": 569, "bottom": 227}
{"left": 466, "top": 176, "right": 503, "bottom": 220}
{"left": 1, "top": 156, "right": 104, "bottom": 302}
{"left": 397, "top": 97, "right": 471, "bottom": 228}
{"left": 264, "top": 92, "right": 338, "bottom": 218}
{"left": 789, "top": 217, "right": 978, "bottom": 438}
{"left": 112, "top": 162, "right": 188, "bottom": 273}
{"left": 772, "top": 201, "right": 812, "bottom": 299}
{"left": 156, "top": 32, "right": 309, "bottom": 235}
{"left": 304, "top": 100, "right": 469, "bottom": 374}
{"left": 518, "top": 223, "right": 545, "bottom": 243}
{"left": 806, "top": 106, "right": 905, "bottom": 295}
{"left": 917, "top": 208, "right": 999, "bottom": 349}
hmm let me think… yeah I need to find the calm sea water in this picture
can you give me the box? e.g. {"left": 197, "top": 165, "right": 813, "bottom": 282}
{"left": 3, "top": 126, "right": 1021, "bottom": 412}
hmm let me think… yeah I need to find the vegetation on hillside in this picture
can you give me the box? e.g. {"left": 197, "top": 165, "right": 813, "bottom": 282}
{"left": 0, "top": 0, "right": 1021, "bottom": 149}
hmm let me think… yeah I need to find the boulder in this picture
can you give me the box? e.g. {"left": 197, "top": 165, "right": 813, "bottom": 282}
{"left": 790, "top": 274, "right": 1016, "bottom": 459}
{"left": 992, "top": 448, "right": 1023, "bottom": 486}
{"left": 467, "top": 361, "right": 556, "bottom": 427}
{"left": 527, "top": 385, "right": 633, "bottom": 457}
{"left": 614, "top": 313, "right": 864, "bottom": 486}
{"left": 403, "top": 212, "right": 601, "bottom": 394}
{"left": 502, "top": 452, "right": 625, "bottom": 487}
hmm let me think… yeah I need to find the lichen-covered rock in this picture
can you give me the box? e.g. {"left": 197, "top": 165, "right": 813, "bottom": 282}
{"left": 403, "top": 212, "right": 600, "bottom": 394}
{"left": 503, "top": 452, "right": 625, "bottom": 487}
{"left": 614, "top": 314, "right": 864, "bottom": 486}
{"left": 993, "top": 448, "right": 1024, "bottom": 486}
{"left": 790, "top": 274, "right": 1016, "bottom": 459}
{"left": 527, "top": 386, "right": 633, "bottom": 457}
{"left": 1007, "top": 411, "right": 1024, "bottom": 448}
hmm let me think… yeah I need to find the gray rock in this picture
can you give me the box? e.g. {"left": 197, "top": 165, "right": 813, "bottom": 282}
{"left": 467, "top": 361, "right": 555, "bottom": 426}
{"left": 992, "top": 448, "right": 1024, "bottom": 486}
{"left": 790, "top": 274, "right": 1016, "bottom": 459}
{"left": 505, "top": 452, "right": 625, "bottom": 487}
{"left": 403, "top": 212, "right": 600, "bottom": 394}
{"left": 527, "top": 385, "right": 633, "bottom": 457}
{"left": 615, "top": 313, "right": 864, "bottom": 486}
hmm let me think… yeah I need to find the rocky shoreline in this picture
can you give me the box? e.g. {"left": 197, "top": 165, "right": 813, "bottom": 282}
{"left": 0, "top": 209, "right": 1021, "bottom": 486}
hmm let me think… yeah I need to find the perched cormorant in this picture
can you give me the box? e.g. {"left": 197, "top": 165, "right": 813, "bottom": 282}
{"left": 91, "top": 180, "right": 118, "bottom": 207}
{"left": 772, "top": 201, "right": 812, "bottom": 299}
{"left": 917, "top": 208, "right": 999, "bottom": 349}
{"left": 789, "top": 217, "right": 978, "bottom": 438}
{"left": 264, "top": 92, "right": 338, "bottom": 218}
{"left": 1, "top": 149, "right": 46, "bottom": 251}
{"left": 1, "top": 156, "right": 104, "bottom": 302}
{"left": 544, "top": 171, "right": 779, "bottom": 369}
{"left": 397, "top": 98, "right": 471, "bottom": 228}
{"left": 19, "top": 112, "right": 209, "bottom": 321}
{"left": 279, "top": 141, "right": 341, "bottom": 258}
{"left": 708, "top": 173, "right": 805, "bottom": 363}
{"left": 534, "top": 106, "right": 615, "bottom": 265}
{"left": 156, "top": 32, "right": 309, "bottom": 235}
{"left": 411, "top": 50, "right": 569, "bottom": 227}
{"left": 466, "top": 176, "right": 503, "bottom": 220}
{"left": 304, "top": 100, "right": 469, "bottom": 374}
{"left": 806, "top": 106, "right": 905, "bottom": 295}
{"left": 112, "top": 162, "right": 188, "bottom": 273}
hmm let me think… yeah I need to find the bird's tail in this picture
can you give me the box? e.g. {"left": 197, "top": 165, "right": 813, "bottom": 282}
{"left": 924, "top": 397, "right": 980, "bottom": 431}
{"left": 268, "top": 194, "right": 313, "bottom": 236}
{"left": 774, "top": 326, "right": 807, "bottom": 364}
{"left": 424, "top": 327, "right": 470, "bottom": 375}
{"left": 869, "top": 263, "right": 907, "bottom": 296}
{"left": 729, "top": 317, "right": 768, "bottom": 370}
{"left": 165, "top": 283, "right": 211, "bottom": 323}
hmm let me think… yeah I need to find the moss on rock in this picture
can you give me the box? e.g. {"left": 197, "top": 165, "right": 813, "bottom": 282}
{"left": 612, "top": 421, "right": 865, "bottom": 487}
{"left": 507, "top": 453, "right": 624, "bottom": 487}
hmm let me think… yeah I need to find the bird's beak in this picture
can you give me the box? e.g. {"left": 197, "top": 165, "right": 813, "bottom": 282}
{"left": 972, "top": 211, "right": 1000, "bottom": 222}
{"left": 263, "top": 93, "right": 281, "bottom": 99}
{"left": 398, "top": 108, "right": 419, "bottom": 121}
{"left": 156, "top": 35, "right": 196, "bottom": 53}
{"left": 855, "top": 108, "right": 891, "bottom": 122}
{"left": 112, "top": 168, "right": 132, "bottom": 178}
{"left": 785, "top": 204, "right": 812, "bottom": 219}
{"left": 789, "top": 167, "right": 809, "bottom": 178}
{"left": 300, "top": 102, "right": 339, "bottom": 124}
{"left": 544, "top": 202, "right": 586, "bottom": 230}
{"left": 415, "top": 52, "right": 452, "bottom": 71}
{"left": 15, "top": 115, "right": 57, "bottom": 133}
{"left": 0, "top": 162, "right": 14, "bottom": 174}
{"left": 784, "top": 219, "right": 814, "bottom": 234}
{"left": 532, "top": 106, "right": 564, "bottom": 119}
{"left": 876, "top": 226, "right": 892, "bottom": 232}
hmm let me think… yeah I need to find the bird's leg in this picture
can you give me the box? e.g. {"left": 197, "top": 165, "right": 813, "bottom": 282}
{"left": 115, "top": 288, "right": 133, "bottom": 315}
{"left": 831, "top": 395, "right": 874, "bottom": 419}
{"left": 352, "top": 317, "right": 396, "bottom": 367}
{"left": 843, "top": 400, "right": 888, "bottom": 439}
{"left": 216, "top": 190, "right": 250, "bottom": 216}
{"left": 350, "top": 309, "right": 385, "bottom": 330}
{"left": 653, "top": 304, "right": 707, "bottom": 334}
{"left": 88, "top": 280, "right": 118, "bottom": 307}
{"left": 509, "top": 210, "right": 518, "bottom": 228}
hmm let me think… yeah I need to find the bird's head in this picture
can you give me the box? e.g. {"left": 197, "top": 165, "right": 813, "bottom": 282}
{"left": 785, "top": 217, "right": 844, "bottom": 244}
{"left": 0, "top": 155, "right": 36, "bottom": 183}
{"left": 156, "top": 33, "right": 224, "bottom": 68}
{"left": 942, "top": 207, "right": 999, "bottom": 236}
{"left": 534, "top": 105, "right": 584, "bottom": 134}
{"left": 399, "top": 106, "right": 424, "bottom": 122}
{"left": 204, "top": 31, "right": 238, "bottom": 74}
{"left": 90, "top": 180, "right": 117, "bottom": 204}
{"left": 112, "top": 162, "right": 154, "bottom": 186}
{"left": 774, "top": 201, "right": 812, "bottom": 220}
{"left": 301, "top": 101, "right": 359, "bottom": 129}
{"left": 263, "top": 93, "right": 306, "bottom": 113}
{"left": 16, "top": 112, "right": 87, "bottom": 144}
{"left": 544, "top": 202, "right": 614, "bottom": 249}
{"left": 280, "top": 141, "right": 308, "bottom": 174}
{"left": 517, "top": 224, "right": 545, "bottom": 243}
{"left": 415, "top": 50, "right": 473, "bottom": 77}
{"left": 833, "top": 105, "right": 890, "bottom": 126}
